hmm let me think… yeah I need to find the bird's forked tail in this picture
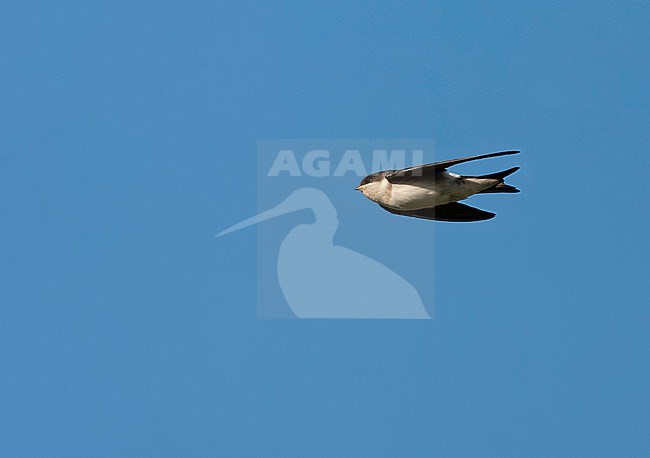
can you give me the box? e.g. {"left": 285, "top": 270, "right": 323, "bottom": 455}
{"left": 473, "top": 166, "right": 520, "bottom": 194}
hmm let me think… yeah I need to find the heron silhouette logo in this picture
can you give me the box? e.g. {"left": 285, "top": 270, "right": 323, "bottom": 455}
{"left": 218, "top": 187, "right": 430, "bottom": 319}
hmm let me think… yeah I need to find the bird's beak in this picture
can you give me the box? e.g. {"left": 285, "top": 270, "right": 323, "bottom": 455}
{"left": 355, "top": 186, "right": 362, "bottom": 191}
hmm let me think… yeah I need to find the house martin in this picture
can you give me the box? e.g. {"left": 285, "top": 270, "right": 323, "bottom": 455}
{"left": 356, "top": 150, "right": 520, "bottom": 222}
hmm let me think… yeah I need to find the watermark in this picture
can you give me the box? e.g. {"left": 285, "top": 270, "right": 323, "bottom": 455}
{"left": 217, "top": 140, "right": 436, "bottom": 319}
{"left": 266, "top": 148, "right": 424, "bottom": 177}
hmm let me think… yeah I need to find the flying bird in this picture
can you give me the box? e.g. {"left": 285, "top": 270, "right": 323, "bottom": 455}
{"left": 356, "top": 150, "right": 520, "bottom": 222}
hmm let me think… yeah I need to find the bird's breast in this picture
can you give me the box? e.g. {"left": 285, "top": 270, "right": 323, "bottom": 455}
{"left": 387, "top": 183, "right": 436, "bottom": 209}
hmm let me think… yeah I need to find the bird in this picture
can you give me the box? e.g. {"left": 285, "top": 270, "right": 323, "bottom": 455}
{"left": 355, "top": 150, "right": 520, "bottom": 222}
{"left": 217, "top": 188, "right": 430, "bottom": 319}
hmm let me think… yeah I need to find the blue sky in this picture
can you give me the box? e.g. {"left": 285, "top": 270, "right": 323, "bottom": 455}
{"left": 1, "top": 1, "right": 649, "bottom": 456}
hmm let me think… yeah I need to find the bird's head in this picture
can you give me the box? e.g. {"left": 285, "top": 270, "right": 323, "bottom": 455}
{"left": 355, "top": 172, "right": 388, "bottom": 199}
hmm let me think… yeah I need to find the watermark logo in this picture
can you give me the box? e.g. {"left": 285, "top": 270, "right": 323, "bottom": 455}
{"left": 266, "top": 148, "right": 423, "bottom": 177}
{"left": 217, "top": 140, "right": 435, "bottom": 319}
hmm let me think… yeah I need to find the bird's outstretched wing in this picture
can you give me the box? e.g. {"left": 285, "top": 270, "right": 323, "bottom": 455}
{"left": 378, "top": 202, "right": 495, "bottom": 222}
{"left": 386, "top": 150, "right": 519, "bottom": 182}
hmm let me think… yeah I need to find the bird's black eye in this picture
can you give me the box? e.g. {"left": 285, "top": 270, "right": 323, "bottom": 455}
{"left": 366, "top": 176, "right": 374, "bottom": 183}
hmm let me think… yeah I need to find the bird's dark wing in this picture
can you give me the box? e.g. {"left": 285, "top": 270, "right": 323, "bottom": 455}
{"left": 378, "top": 202, "right": 495, "bottom": 222}
{"left": 385, "top": 150, "right": 519, "bottom": 183}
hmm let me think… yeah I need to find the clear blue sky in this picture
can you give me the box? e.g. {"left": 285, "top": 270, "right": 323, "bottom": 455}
{"left": 1, "top": 1, "right": 649, "bottom": 456}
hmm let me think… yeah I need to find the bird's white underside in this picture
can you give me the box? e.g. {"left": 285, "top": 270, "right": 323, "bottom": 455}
{"left": 360, "top": 172, "right": 499, "bottom": 210}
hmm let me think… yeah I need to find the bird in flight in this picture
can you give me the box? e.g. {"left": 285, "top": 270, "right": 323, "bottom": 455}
{"left": 355, "top": 150, "right": 520, "bottom": 222}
